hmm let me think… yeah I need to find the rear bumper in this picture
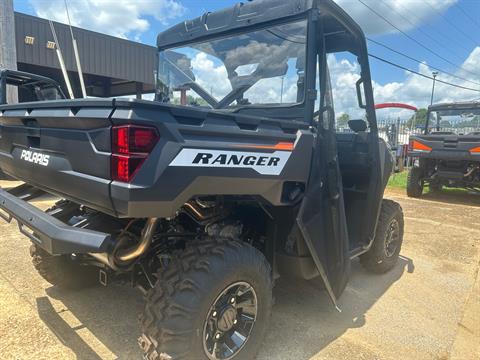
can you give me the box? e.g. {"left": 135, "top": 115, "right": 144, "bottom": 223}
{"left": 0, "top": 187, "right": 111, "bottom": 255}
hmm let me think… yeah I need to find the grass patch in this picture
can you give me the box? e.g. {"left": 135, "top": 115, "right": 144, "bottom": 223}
{"left": 439, "top": 187, "right": 469, "bottom": 195}
{"left": 388, "top": 171, "right": 408, "bottom": 189}
{"left": 387, "top": 170, "right": 471, "bottom": 194}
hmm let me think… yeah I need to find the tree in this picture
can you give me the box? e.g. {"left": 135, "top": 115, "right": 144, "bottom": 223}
{"left": 336, "top": 113, "right": 350, "bottom": 128}
{"left": 407, "top": 108, "right": 427, "bottom": 129}
{"left": 171, "top": 94, "right": 209, "bottom": 107}
{"left": 186, "top": 95, "right": 209, "bottom": 107}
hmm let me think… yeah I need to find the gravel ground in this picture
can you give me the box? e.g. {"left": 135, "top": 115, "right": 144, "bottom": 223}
{"left": 0, "top": 181, "right": 478, "bottom": 360}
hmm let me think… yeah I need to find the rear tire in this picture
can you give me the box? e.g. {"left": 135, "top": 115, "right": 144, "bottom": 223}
{"left": 30, "top": 244, "right": 98, "bottom": 289}
{"left": 407, "top": 166, "right": 424, "bottom": 198}
{"left": 360, "top": 199, "right": 404, "bottom": 274}
{"left": 139, "top": 237, "right": 273, "bottom": 360}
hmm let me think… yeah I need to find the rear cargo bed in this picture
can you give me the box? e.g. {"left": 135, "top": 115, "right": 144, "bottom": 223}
{"left": 0, "top": 98, "right": 312, "bottom": 218}
{"left": 0, "top": 99, "right": 115, "bottom": 214}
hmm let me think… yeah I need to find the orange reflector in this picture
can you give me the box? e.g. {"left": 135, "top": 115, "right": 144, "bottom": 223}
{"left": 270, "top": 142, "right": 295, "bottom": 151}
{"left": 470, "top": 146, "right": 480, "bottom": 154}
{"left": 236, "top": 142, "right": 294, "bottom": 151}
{"left": 410, "top": 140, "right": 432, "bottom": 152}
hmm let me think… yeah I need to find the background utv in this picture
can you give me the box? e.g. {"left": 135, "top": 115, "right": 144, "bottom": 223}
{"left": 0, "top": 0, "right": 404, "bottom": 359}
{"left": 407, "top": 101, "right": 480, "bottom": 197}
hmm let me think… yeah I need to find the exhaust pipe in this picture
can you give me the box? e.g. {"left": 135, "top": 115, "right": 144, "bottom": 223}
{"left": 88, "top": 252, "right": 112, "bottom": 267}
{"left": 116, "top": 217, "right": 159, "bottom": 262}
{"left": 464, "top": 165, "right": 479, "bottom": 178}
{"left": 88, "top": 217, "right": 159, "bottom": 268}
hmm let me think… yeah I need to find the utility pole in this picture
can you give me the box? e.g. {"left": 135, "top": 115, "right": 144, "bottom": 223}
{"left": 0, "top": 0, "right": 18, "bottom": 103}
{"left": 430, "top": 71, "right": 438, "bottom": 106}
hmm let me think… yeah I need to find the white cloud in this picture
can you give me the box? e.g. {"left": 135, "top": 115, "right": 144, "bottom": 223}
{"left": 189, "top": 52, "right": 300, "bottom": 105}
{"left": 29, "top": 0, "right": 185, "bottom": 39}
{"left": 28, "top": 0, "right": 459, "bottom": 39}
{"left": 190, "top": 52, "right": 232, "bottom": 100}
{"left": 179, "top": 47, "right": 480, "bottom": 118}
{"left": 335, "top": 0, "right": 458, "bottom": 35}
{"left": 327, "top": 47, "right": 480, "bottom": 120}
{"left": 462, "top": 47, "right": 480, "bottom": 74}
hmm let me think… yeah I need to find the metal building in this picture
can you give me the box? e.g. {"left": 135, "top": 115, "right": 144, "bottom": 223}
{"left": 13, "top": 12, "right": 157, "bottom": 98}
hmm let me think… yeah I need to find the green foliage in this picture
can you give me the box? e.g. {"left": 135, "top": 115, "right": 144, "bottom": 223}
{"left": 336, "top": 113, "right": 350, "bottom": 127}
{"left": 407, "top": 108, "right": 427, "bottom": 128}
{"left": 387, "top": 171, "right": 408, "bottom": 188}
{"left": 187, "top": 95, "right": 209, "bottom": 107}
{"left": 171, "top": 95, "right": 210, "bottom": 107}
{"left": 387, "top": 170, "right": 469, "bottom": 194}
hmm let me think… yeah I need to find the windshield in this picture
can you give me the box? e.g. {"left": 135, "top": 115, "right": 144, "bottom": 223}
{"left": 426, "top": 107, "right": 480, "bottom": 135}
{"left": 157, "top": 20, "right": 307, "bottom": 109}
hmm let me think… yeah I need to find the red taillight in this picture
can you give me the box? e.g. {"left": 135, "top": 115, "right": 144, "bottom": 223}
{"left": 111, "top": 155, "right": 146, "bottom": 182}
{"left": 111, "top": 125, "right": 159, "bottom": 182}
{"left": 112, "top": 125, "right": 159, "bottom": 154}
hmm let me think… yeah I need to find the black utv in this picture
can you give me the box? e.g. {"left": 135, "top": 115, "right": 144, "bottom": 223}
{"left": 407, "top": 101, "right": 480, "bottom": 197}
{"left": 0, "top": 69, "right": 66, "bottom": 104}
{"left": 0, "top": 1, "right": 404, "bottom": 359}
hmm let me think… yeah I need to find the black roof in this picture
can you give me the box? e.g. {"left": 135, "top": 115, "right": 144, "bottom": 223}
{"left": 157, "top": 0, "right": 363, "bottom": 50}
{"left": 429, "top": 101, "right": 480, "bottom": 112}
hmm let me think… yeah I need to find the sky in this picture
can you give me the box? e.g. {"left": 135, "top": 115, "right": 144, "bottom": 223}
{"left": 12, "top": 0, "right": 480, "bottom": 119}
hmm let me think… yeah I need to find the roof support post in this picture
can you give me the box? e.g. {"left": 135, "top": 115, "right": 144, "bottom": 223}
{"left": 136, "top": 82, "right": 142, "bottom": 99}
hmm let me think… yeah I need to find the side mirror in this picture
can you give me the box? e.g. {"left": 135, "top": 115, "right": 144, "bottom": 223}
{"left": 348, "top": 119, "right": 367, "bottom": 132}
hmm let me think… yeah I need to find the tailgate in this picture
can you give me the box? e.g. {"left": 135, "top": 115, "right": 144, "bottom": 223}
{"left": 409, "top": 134, "right": 480, "bottom": 160}
{"left": 0, "top": 99, "right": 115, "bottom": 215}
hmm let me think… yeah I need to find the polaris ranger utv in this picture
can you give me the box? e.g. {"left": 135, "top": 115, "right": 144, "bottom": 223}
{"left": 407, "top": 101, "right": 480, "bottom": 197}
{"left": 0, "top": 1, "right": 404, "bottom": 359}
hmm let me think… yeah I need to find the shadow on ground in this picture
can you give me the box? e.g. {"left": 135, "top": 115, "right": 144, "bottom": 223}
{"left": 36, "top": 257, "right": 412, "bottom": 360}
{"left": 388, "top": 186, "right": 480, "bottom": 207}
{"left": 420, "top": 190, "right": 480, "bottom": 207}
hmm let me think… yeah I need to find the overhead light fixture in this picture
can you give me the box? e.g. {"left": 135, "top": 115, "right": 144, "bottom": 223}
{"left": 46, "top": 41, "right": 56, "bottom": 49}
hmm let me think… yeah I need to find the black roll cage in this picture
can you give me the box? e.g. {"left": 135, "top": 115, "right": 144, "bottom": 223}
{"left": 155, "top": 0, "right": 378, "bottom": 129}
{"left": 154, "top": 2, "right": 383, "bottom": 283}
{"left": 424, "top": 101, "right": 480, "bottom": 134}
{"left": 0, "top": 69, "right": 66, "bottom": 105}
{"left": 156, "top": 14, "right": 311, "bottom": 121}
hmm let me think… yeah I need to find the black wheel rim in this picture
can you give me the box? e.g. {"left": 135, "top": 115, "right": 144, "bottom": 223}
{"left": 203, "top": 281, "right": 257, "bottom": 360}
{"left": 385, "top": 218, "right": 400, "bottom": 257}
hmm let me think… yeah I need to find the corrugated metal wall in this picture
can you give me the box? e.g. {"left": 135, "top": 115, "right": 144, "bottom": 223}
{"left": 14, "top": 12, "right": 156, "bottom": 85}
